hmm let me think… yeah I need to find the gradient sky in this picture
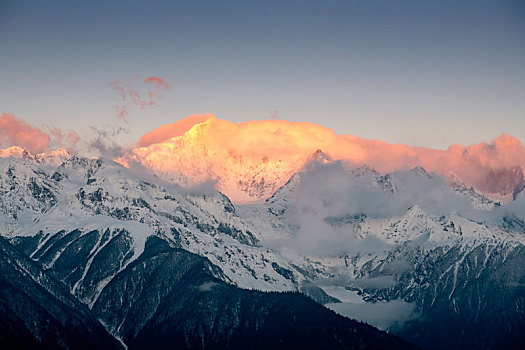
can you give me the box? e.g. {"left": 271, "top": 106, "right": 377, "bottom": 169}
{"left": 1, "top": 0, "right": 524, "bottom": 149}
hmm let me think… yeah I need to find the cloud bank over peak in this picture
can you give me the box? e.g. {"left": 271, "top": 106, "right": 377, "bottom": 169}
{"left": 137, "top": 113, "right": 215, "bottom": 147}
{"left": 122, "top": 114, "right": 525, "bottom": 202}
{"left": 1, "top": 112, "right": 523, "bottom": 203}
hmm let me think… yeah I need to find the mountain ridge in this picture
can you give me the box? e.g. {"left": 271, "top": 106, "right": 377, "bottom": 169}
{"left": 1, "top": 146, "right": 524, "bottom": 349}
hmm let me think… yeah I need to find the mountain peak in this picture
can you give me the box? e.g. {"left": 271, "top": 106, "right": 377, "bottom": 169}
{"left": 410, "top": 166, "right": 431, "bottom": 178}
{"left": 121, "top": 116, "right": 525, "bottom": 203}
{"left": 351, "top": 164, "right": 379, "bottom": 178}
{"left": 0, "top": 146, "right": 34, "bottom": 160}
{"left": 0, "top": 146, "right": 72, "bottom": 169}
{"left": 305, "top": 148, "right": 331, "bottom": 164}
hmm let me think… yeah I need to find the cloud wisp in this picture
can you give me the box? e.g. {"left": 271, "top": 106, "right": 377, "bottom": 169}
{"left": 87, "top": 125, "right": 130, "bottom": 159}
{"left": 0, "top": 113, "right": 50, "bottom": 153}
{"left": 326, "top": 299, "right": 419, "bottom": 331}
{"left": 47, "top": 127, "right": 81, "bottom": 152}
{"left": 110, "top": 76, "right": 171, "bottom": 121}
{"left": 0, "top": 113, "right": 79, "bottom": 154}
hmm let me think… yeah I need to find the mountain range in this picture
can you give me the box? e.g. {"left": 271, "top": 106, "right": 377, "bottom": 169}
{"left": 1, "top": 144, "right": 524, "bottom": 349}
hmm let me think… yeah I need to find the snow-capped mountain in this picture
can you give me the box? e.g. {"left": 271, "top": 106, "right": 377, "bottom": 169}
{"left": 0, "top": 145, "right": 71, "bottom": 166}
{"left": 118, "top": 116, "right": 525, "bottom": 205}
{"left": 119, "top": 119, "right": 306, "bottom": 203}
{"left": 236, "top": 159, "right": 525, "bottom": 349}
{"left": 0, "top": 153, "right": 305, "bottom": 299}
{"left": 0, "top": 148, "right": 415, "bottom": 349}
{"left": 1, "top": 147, "right": 524, "bottom": 349}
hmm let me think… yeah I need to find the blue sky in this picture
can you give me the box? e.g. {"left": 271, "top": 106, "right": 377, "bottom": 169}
{"left": 1, "top": 0, "right": 524, "bottom": 149}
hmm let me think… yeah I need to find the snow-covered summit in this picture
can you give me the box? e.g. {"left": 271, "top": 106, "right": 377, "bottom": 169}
{"left": 0, "top": 146, "right": 71, "bottom": 166}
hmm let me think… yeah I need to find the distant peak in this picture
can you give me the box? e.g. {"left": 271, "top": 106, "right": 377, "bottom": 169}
{"left": 0, "top": 146, "right": 34, "bottom": 159}
{"left": 0, "top": 146, "right": 71, "bottom": 166}
{"left": 410, "top": 166, "right": 431, "bottom": 178}
{"left": 351, "top": 165, "right": 379, "bottom": 178}
{"left": 306, "top": 149, "right": 331, "bottom": 163}
{"left": 406, "top": 204, "right": 425, "bottom": 216}
{"left": 445, "top": 171, "right": 467, "bottom": 189}
{"left": 39, "top": 148, "right": 71, "bottom": 158}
